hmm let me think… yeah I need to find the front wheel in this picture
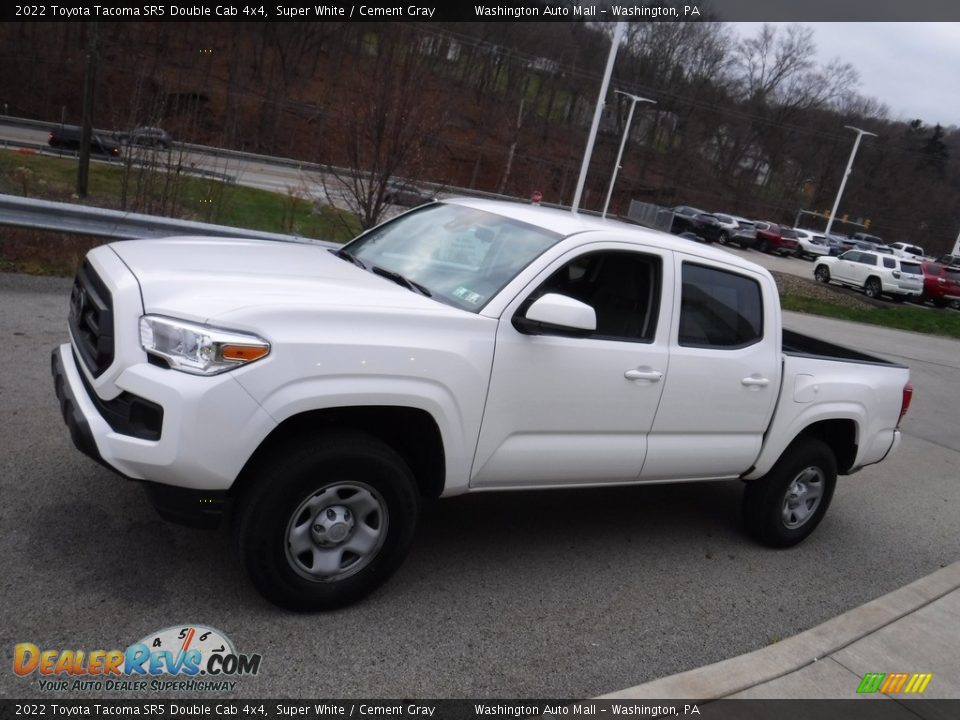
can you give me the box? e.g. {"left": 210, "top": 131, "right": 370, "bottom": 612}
{"left": 236, "top": 433, "right": 419, "bottom": 611}
{"left": 814, "top": 265, "right": 830, "bottom": 283}
{"left": 742, "top": 437, "right": 837, "bottom": 547}
{"left": 757, "top": 239, "right": 769, "bottom": 254}
{"left": 717, "top": 231, "right": 728, "bottom": 245}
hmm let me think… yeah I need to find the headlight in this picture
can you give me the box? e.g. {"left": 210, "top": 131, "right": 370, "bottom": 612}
{"left": 139, "top": 315, "right": 270, "bottom": 375}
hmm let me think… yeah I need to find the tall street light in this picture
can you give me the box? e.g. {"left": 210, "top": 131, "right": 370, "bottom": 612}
{"left": 824, "top": 125, "right": 877, "bottom": 236}
{"left": 572, "top": 22, "right": 625, "bottom": 214}
{"left": 602, "top": 91, "right": 656, "bottom": 218}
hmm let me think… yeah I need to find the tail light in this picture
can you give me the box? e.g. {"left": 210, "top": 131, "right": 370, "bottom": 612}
{"left": 898, "top": 382, "right": 913, "bottom": 427}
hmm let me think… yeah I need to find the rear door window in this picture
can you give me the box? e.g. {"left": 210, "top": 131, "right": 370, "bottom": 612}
{"left": 679, "top": 264, "right": 763, "bottom": 349}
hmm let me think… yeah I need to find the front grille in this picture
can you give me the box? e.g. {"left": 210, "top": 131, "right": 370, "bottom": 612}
{"left": 69, "top": 261, "right": 114, "bottom": 377}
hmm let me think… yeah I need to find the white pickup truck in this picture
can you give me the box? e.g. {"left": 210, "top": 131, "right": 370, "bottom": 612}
{"left": 52, "top": 198, "right": 913, "bottom": 610}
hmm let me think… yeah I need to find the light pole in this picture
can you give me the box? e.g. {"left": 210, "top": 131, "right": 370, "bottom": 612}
{"left": 572, "top": 22, "right": 625, "bottom": 214}
{"left": 602, "top": 91, "right": 656, "bottom": 218}
{"left": 824, "top": 126, "right": 877, "bottom": 236}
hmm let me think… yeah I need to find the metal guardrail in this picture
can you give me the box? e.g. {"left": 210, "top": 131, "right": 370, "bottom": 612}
{"left": 0, "top": 193, "right": 336, "bottom": 246}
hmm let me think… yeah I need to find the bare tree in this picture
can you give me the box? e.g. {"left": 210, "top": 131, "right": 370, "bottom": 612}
{"left": 312, "top": 27, "right": 447, "bottom": 231}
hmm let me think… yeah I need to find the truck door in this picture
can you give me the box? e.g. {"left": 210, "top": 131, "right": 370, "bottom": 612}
{"left": 471, "top": 245, "right": 673, "bottom": 488}
{"left": 642, "top": 257, "right": 779, "bottom": 480}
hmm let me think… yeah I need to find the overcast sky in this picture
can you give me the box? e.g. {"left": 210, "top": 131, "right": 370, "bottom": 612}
{"left": 734, "top": 23, "right": 960, "bottom": 128}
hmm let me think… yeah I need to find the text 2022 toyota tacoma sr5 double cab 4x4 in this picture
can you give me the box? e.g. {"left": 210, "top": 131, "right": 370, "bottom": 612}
{"left": 52, "top": 199, "right": 913, "bottom": 610}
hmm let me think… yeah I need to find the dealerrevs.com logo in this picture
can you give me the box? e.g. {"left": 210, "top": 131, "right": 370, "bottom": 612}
{"left": 13, "top": 625, "right": 262, "bottom": 693}
{"left": 856, "top": 672, "right": 933, "bottom": 694}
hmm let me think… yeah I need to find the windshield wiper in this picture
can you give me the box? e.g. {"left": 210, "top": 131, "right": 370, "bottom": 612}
{"left": 331, "top": 247, "right": 367, "bottom": 270}
{"left": 371, "top": 265, "right": 432, "bottom": 297}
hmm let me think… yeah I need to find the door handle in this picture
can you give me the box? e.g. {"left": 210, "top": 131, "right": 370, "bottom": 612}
{"left": 741, "top": 376, "right": 770, "bottom": 387}
{"left": 624, "top": 368, "right": 663, "bottom": 382}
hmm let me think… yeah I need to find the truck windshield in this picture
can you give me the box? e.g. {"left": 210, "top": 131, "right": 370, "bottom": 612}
{"left": 344, "top": 203, "right": 563, "bottom": 312}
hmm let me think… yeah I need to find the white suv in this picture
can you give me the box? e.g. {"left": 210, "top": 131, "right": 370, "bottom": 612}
{"left": 814, "top": 250, "right": 924, "bottom": 301}
{"left": 889, "top": 242, "right": 925, "bottom": 260}
{"left": 793, "top": 229, "right": 831, "bottom": 260}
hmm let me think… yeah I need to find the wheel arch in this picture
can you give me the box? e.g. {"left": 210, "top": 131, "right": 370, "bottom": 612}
{"left": 232, "top": 406, "right": 446, "bottom": 503}
{"left": 795, "top": 418, "right": 858, "bottom": 475}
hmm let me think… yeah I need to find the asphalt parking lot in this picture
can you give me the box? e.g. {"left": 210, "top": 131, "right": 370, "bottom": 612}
{"left": 1, "top": 271, "right": 958, "bottom": 700}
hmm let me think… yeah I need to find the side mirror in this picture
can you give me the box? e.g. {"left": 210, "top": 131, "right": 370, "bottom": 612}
{"left": 512, "top": 293, "right": 597, "bottom": 336}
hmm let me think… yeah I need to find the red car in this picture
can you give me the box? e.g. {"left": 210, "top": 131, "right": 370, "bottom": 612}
{"left": 754, "top": 222, "right": 800, "bottom": 256}
{"left": 920, "top": 262, "right": 960, "bottom": 309}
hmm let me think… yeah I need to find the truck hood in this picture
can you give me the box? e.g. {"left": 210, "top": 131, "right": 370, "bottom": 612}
{"left": 109, "top": 237, "right": 448, "bottom": 322}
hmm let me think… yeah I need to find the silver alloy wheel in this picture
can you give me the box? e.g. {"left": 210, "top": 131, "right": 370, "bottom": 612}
{"left": 781, "top": 467, "right": 825, "bottom": 529}
{"left": 285, "top": 482, "right": 388, "bottom": 582}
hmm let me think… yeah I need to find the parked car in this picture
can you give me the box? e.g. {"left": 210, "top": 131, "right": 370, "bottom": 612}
{"left": 821, "top": 235, "right": 845, "bottom": 256}
{"left": 124, "top": 126, "right": 172, "bottom": 149}
{"left": 754, "top": 222, "right": 799, "bottom": 256}
{"left": 713, "top": 213, "right": 757, "bottom": 249}
{"left": 889, "top": 242, "right": 926, "bottom": 261}
{"left": 52, "top": 198, "right": 912, "bottom": 610}
{"left": 48, "top": 126, "right": 120, "bottom": 157}
{"left": 792, "top": 229, "right": 831, "bottom": 260}
{"left": 937, "top": 254, "right": 960, "bottom": 269}
{"left": 828, "top": 233, "right": 856, "bottom": 253}
{"left": 852, "top": 232, "right": 885, "bottom": 247}
{"left": 814, "top": 250, "right": 924, "bottom": 301}
{"left": 670, "top": 206, "right": 724, "bottom": 243}
{"left": 383, "top": 180, "right": 435, "bottom": 207}
{"left": 919, "top": 262, "right": 960, "bottom": 309}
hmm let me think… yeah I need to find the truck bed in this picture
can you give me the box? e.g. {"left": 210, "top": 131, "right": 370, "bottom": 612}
{"left": 782, "top": 329, "right": 907, "bottom": 368}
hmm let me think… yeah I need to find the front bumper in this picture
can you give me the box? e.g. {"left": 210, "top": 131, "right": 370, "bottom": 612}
{"left": 51, "top": 343, "right": 277, "bottom": 492}
{"left": 52, "top": 346, "right": 247, "bottom": 527}
{"left": 51, "top": 347, "right": 114, "bottom": 474}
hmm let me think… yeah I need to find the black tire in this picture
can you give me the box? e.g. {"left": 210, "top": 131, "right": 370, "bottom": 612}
{"left": 757, "top": 239, "right": 769, "bottom": 253}
{"left": 814, "top": 265, "right": 830, "bottom": 283}
{"left": 932, "top": 298, "right": 947, "bottom": 309}
{"left": 743, "top": 437, "right": 837, "bottom": 548}
{"left": 864, "top": 277, "right": 882, "bottom": 299}
{"left": 717, "top": 231, "right": 728, "bottom": 245}
{"left": 236, "top": 433, "right": 419, "bottom": 611}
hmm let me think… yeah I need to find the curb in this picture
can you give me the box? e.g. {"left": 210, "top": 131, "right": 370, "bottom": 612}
{"left": 599, "top": 559, "right": 960, "bottom": 700}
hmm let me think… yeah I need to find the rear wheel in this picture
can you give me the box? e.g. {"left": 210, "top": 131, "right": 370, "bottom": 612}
{"left": 814, "top": 265, "right": 830, "bottom": 283}
{"left": 236, "top": 433, "right": 419, "bottom": 611}
{"left": 757, "top": 239, "right": 769, "bottom": 253}
{"left": 864, "top": 277, "right": 882, "bottom": 299}
{"left": 743, "top": 437, "right": 837, "bottom": 547}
